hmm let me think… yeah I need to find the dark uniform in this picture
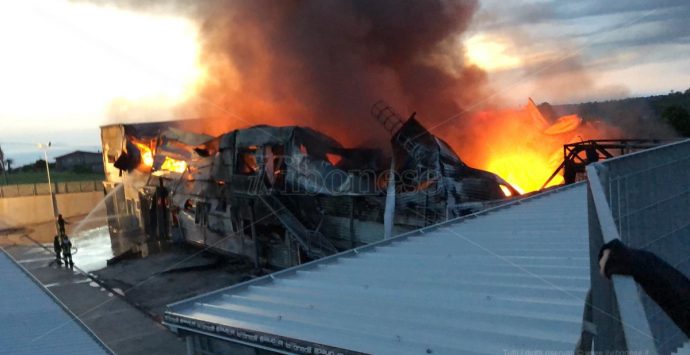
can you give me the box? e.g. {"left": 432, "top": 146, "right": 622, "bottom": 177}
{"left": 61, "top": 235, "right": 73, "bottom": 267}
{"left": 53, "top": 235, "right": 62, "bottom": 265}
{"left": 154, "top": 179, "right": 169, "bottom": 241}
{"left": 57, "top": 214, "right": 68, "bottom": 237}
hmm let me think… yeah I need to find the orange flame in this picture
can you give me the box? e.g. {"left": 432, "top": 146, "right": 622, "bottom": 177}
{"left": 326, "top": 153, "right": 342, "bottom": 166}
{"left": 543, "top": 114, "right": 582, "bottom": 135}
{"left": 133, "top": 139, "right": 188, "bottom": 174}
{"left": 160, "top": 157, "right": 187, "bottom": 173}
{"left": 134, "top": 142, "right": 154, "bottom": 169}
{"left": 442, "top": 100, "right": 620, "bottom": 194}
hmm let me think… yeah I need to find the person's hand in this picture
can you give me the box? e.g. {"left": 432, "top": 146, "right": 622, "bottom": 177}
{"left": 599, "top": 248, "right": 611, "bottom": 277}
{"left": 598, "top": 239, "right": 633, "bottom": 279}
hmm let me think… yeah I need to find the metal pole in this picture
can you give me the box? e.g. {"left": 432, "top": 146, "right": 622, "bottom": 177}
{"left": 44, "top": 150, "right": 52, "bottom": 192}
{"left": 0, "top": 143, "right": 7, "bottom": 185}
{"left": 40, "top": 145, "right": 59, "bottom": 233}
{"left": 249, "top": 201, "right": 260, "bottom": 269}
{"left": 383, "top": 157, "right": 396, "bottom": 240}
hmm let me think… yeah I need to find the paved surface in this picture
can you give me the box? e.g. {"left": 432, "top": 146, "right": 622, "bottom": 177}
{"left": 2, "top": 243, "right": 186, "bottom": 355}
{"left": 94, "top": 246, "right": 252, "bottom": 317}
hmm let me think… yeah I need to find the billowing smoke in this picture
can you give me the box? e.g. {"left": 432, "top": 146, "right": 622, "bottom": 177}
{"left": 110, "top": 0, "right": 486, "bottom": 147}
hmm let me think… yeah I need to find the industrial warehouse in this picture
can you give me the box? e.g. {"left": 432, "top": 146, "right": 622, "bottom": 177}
{"left": 2, "top": 1, "right": 690, "bottom": 355}
{"left": 99, "top": 103, "right": 520, "bottom": 269}
{"left": 3, "top": 99, "right": 688, "bottom": 355}
{"left": 93, "top": 103, "right": 689, "bottom": 354}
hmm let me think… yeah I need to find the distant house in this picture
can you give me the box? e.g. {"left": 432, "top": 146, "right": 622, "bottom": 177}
{"left": 55, "top": 151, "right": 103, "bottom": 172}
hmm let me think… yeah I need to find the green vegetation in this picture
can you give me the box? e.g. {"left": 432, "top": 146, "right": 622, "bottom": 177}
{"left": 662, "top": 105, "right": 690, "bottom": 137}
{"left": 0, "top": 170, "right": 104, "bottom": 185}
{"left": 1, "top": 157, "right": 105, "bottom": 185}
{"left": 540, "top": 87, "right": 690, "bottom": 138}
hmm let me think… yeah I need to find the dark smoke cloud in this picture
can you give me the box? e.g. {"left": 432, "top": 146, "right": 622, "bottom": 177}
{"left": 99, "top": 0, "right": 486, "bottom": 147}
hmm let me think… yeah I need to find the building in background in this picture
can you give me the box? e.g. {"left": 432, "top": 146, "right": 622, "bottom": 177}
{"left": 55, "top": 151, "right": 103, "bottom": 173}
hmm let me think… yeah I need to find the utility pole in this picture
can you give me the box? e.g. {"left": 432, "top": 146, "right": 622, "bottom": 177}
{"left": 38, "top": 143, "right": 59, "bottom": 232}
{"left": 0, "top": 144, "right": 7, "bottom": 185}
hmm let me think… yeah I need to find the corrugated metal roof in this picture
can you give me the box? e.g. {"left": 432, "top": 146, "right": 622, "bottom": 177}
{"left": 165, "top": 183, "right": 589, "bottom": 355}
{"left": 0, "top": 250, "right": 110, "bottom": 355}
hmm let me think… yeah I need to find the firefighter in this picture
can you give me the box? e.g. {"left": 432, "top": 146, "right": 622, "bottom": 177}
{"left": 53, "top": 234, "right": 62, "bottom": 265}
{"left": 57, "top": 214, "right": 69, "bottom": 237}
{"left": 170, "top": 205, "right": 183, "bottom": 243}
{"left": 61, "top": 234, "right": 74, "bottom": 268}
{"left": 155, "top": 178, "right": 170, "bottom": 241}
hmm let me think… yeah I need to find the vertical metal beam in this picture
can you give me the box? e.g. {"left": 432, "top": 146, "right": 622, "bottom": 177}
{"left": 349, "top": 196, "right": 356, "bottom": 249}
{"left": 286, "top": 229, "right": 293, "bottom": 266}
{"left": 236, "top": 206, "right": 244, "bottom": 252}
{"left": 249, "top": 201, "right": 260, "bottom": 269}
{"left": 185, "top": 335, "right": 194, "bottom": 355}
{"left": 383, "top": 158, "right": 396, "bottom": 240}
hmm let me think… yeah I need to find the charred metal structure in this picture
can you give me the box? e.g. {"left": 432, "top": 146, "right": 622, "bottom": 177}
{"left": 100, "top": 121, "right": 212, "bottom": 256}
{"left": 542, "top": 139, "right": 675, "bottom": 188}
{"left": 100, "top": 107, "right": 516, "bottom": 268}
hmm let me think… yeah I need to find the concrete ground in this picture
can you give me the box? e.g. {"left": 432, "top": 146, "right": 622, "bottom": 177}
{"left": 94, "top": 245, "right": 253, "bottom": 317}
{"left": 1, "top": 241, "right": 186, "bottom": 355}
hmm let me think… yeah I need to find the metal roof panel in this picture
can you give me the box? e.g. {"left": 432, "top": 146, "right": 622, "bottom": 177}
{"left": 166, "top": 184, "right": 589, "bottom": 354}
{"left": 0, "top": 250, "right": 110, "bottom": 355}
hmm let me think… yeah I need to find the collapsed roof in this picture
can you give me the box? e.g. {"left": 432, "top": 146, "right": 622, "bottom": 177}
{"left": 101, "top": 107, "right": 518, "bottom": 266}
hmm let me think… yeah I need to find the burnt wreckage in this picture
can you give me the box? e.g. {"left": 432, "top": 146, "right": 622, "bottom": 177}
{"left": 100, "top": 103, "right": 517, "bottom": 268}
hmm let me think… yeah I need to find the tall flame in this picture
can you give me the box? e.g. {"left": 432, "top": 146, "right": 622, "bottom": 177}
{"left": 446, "top": 99, "right": 620, "bottom": 194}
{"left": 134, "top": 142, "right": 154, "bottom": 168}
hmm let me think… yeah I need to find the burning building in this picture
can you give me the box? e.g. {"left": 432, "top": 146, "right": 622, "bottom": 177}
{"left": 100, "top": 103, "right": 517, "bottom": 268}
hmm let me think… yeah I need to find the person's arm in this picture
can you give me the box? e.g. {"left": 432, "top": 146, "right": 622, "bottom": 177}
{"left": 599, "top": 239, "right": 690, "bottom": 337}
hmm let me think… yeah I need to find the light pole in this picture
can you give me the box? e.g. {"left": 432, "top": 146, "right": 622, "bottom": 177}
{"left": 0, "top": 144, "right": 7, "bottom": 185}
{"left": 38, "top": 143, "right": 59, "bottom": 231}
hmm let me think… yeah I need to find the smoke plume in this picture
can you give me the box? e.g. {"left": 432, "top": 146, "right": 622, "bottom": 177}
{"left": 112, "top": 0, "right": 486, "bottom": 147}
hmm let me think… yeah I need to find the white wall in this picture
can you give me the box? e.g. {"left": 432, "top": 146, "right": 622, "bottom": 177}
{"left": 0, "top": 191, "right": 103, "bottom": 228}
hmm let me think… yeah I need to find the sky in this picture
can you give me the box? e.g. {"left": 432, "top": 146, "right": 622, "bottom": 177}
{"left": 1, "top": 0, "right": 689, "bottom": 166}
{"left": 0, "top": 1, "right": 202, "bottom": 166}
{"left": 466, "top": 0, "right": 690, "bottom": 105}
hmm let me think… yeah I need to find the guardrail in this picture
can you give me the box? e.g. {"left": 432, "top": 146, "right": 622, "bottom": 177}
{"left": 0, "top": 180, "right": 102, "bottom": 198}
{"left": 587, "top": 139, "right": 690, "bottom": 354}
